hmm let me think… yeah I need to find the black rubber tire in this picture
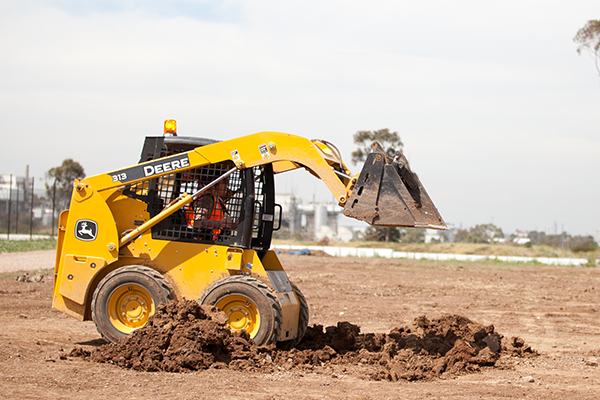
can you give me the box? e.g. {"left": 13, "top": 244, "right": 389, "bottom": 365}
{"left": 277, "top": 281, "right": 310, "bottom": 350}
{"left": 199, "top": 275, "right": 282, "bottom": 346}
{"left": 91, "top": 266, "right": 173, "bottom": 343}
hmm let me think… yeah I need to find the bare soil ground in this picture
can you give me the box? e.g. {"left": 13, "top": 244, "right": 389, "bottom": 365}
{"left": 1, "top": 251, "right": 600, "bottom": 399}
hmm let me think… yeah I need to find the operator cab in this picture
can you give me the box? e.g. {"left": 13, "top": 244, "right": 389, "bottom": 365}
{"left": 122, "top": 120, "right": 279, "bottom": 254}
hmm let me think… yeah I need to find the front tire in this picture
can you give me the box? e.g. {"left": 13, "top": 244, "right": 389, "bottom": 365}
{"left": 200, "top": 275, "right": 282, "bottom": 345}
{"left": 91, "top": 266, "right": 173, "bottom": 343}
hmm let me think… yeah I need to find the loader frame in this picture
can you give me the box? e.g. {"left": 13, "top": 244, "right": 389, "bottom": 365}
{"left": 52, "top": 130, "right": 445, "bottom": 345}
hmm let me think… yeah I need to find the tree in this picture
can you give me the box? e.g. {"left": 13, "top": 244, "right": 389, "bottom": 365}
{"left": 574, "top": 20, "right": 600, "bottom": 76}
{"left": 527, "top": 231, "right": 568, "bottom": 248}
{"left": 453, "top": 224, "right": 504, "bottom": 244}
{"left": 401, "top": 228, "right": 426, "bottom": 243}
{"left": 568, "top": 236, "right": 598, "bottom": 253}
{"left": 351, "top": 128, "right": 404, "bottom": 242}
{"left": 45, "top": 159, "right": 85, "bottom": 211}
{"left": 361, "top": 225, "right": 401, "bottom": 242}
{"left": 351, "top": 129, "right": 404, "bottom": 165}
{"left": 528, "top": 231, "right": 598, "bottom": 251}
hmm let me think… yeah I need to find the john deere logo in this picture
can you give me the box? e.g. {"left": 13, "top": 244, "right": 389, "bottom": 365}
{"left": 75, "top": 220, "right": 98, "bottom": 241}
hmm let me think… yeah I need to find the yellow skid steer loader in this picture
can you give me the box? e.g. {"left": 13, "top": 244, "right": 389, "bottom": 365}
{"left": 52, "top": 120, "right": 445, "bottom": 347}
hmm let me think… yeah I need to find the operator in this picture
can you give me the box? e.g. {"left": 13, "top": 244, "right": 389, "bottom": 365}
{"left": 187, "top": 175, "right": 238, "bottom": 240}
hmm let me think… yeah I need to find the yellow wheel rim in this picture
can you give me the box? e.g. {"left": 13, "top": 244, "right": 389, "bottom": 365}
{"left": 107, "top": 284, "right": 155, "bottom": 334}
{"left": 216, "top": 295, "right": 261, "bottom": 338}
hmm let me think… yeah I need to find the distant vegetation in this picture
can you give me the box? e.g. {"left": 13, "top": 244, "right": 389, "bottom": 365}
{"left": 526, "top": 231, "right": 598, "bottom": 252}
{"left": 453, "top": 224, "right": 504, "bottom": 244}
{"left": 0, "top": 239, "right": 57, "bottom": 253}
{"left": 277, "top": 221, "right": 599, "bottom": 256}
{"left": 272, "top": 239, "right": 600, "bottom": 260}
{"left": 45, "top": 158, "right": 85, "bottom": 211}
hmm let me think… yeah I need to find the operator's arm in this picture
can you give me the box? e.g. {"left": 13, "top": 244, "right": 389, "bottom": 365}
{"left": 193, "top": 195, "right": 238, "bottom": 229}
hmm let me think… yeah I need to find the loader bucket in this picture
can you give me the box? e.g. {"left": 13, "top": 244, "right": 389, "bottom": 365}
{"left": 343, "top": 143, "right": 447, "bottom": 230}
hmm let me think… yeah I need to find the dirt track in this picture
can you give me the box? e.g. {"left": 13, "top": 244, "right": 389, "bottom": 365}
{"left": 0, "top": 249, "right": 55, "bottom": 273}
{"left": 1, "top": 251, "right": 600, "bottom": 399}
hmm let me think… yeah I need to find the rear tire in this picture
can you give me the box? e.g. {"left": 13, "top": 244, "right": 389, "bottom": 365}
{"left": 200, "top": 275, "right": 282, "bottom": 345}
{"left": 91, "top": 266, "right": 173, "bottom": 343}
{"left": 277, "top": 281, "right": 309, "bottom": 349}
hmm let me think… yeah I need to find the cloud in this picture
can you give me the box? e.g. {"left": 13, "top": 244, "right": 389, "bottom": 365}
{"left": 1, "top": 0, "right": 599, "bottom": 235}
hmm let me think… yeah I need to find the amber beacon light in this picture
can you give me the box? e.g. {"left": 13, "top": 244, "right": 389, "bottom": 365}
{"left": 164, "top": 119, "right": 177, "bottom": 136}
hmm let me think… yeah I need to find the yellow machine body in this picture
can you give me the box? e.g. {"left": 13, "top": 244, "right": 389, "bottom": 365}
{"left": 52, "top": 130, "right": 445, "bottom": 345}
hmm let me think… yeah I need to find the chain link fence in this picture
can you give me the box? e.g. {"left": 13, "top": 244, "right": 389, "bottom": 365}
{"left": 0, "top": 174, "right": 58, "bottom": 239}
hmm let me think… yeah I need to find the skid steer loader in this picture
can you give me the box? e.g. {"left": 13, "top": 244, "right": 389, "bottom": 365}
{"left": 52, "top": 120, "right": 446, "bottom": 347}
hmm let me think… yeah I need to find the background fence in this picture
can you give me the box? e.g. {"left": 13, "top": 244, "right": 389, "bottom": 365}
{"left": 0, "top": 174, "right": 58, "bottom": 239}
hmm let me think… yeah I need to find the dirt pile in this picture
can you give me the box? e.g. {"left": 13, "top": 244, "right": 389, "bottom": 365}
{"left": 71, "top": 300, "right": 536, "bottom": 381}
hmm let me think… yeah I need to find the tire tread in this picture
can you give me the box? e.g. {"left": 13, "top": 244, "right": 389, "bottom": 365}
{"left": 200, "top": 275, "right": 282, "bottom": 345}
{"left": 91, "top": 265, "right": 174, "bottom": 343}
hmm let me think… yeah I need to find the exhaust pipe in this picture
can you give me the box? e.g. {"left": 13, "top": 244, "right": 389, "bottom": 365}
{"left": 343, "top": 143, "right": 447, "bottom": 230}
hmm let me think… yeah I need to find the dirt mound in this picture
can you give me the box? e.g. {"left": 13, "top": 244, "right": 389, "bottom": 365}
{"left": 71, "top": 300, "right": 256, "bottom": 372}
{"left": 71, "top": 300, "right": 536, "bottom": 381}
{"left": 307, "top": 249, "right": 331, "bottom": 257}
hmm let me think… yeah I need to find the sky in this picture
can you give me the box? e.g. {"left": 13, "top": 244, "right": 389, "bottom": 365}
{"left": 1, "top": 0, "right": 599, "bottom": 237}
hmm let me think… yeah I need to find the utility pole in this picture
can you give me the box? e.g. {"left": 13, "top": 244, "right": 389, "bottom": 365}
{"left": 24, "top": 165, "right": 29, "bottom": 203}
{"left": 51, "top": 179, "right": 56, "bottom": 237}
{"left": 15, "top": 180, "right": 19, "bottom": 234}
{"left": 29, "top": 177, "right": 34, "bottom": 239}
{"left": 7, "top": 174, "right": 12, "bottom": 240}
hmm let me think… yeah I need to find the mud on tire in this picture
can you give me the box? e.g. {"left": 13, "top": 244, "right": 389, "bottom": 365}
{"left": 199, "top": 275, "right": 282, "bottom": 346}
{"left": 91, "top": 265, "right": 173, "bottom": 343}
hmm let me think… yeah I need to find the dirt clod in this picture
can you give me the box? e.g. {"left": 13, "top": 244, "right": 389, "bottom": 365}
{"left": 15, "top": 273, "right": 44, "bottom": 283}
{"left": 72, "top": 300, "right": 537, "bottom": 381}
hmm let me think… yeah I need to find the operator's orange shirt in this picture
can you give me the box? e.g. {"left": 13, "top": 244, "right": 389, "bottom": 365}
{"left": 185, "top": 195, "right": 225, "bottom": 240}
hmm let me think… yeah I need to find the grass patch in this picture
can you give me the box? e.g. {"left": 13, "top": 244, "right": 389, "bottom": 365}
{"left": 0, "top": 239, "right": 57, "bottom": 253}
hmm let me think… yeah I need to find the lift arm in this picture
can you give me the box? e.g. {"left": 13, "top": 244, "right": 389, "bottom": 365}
{"left": 82, "top": 131, "right": 445, "bottom": 230}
